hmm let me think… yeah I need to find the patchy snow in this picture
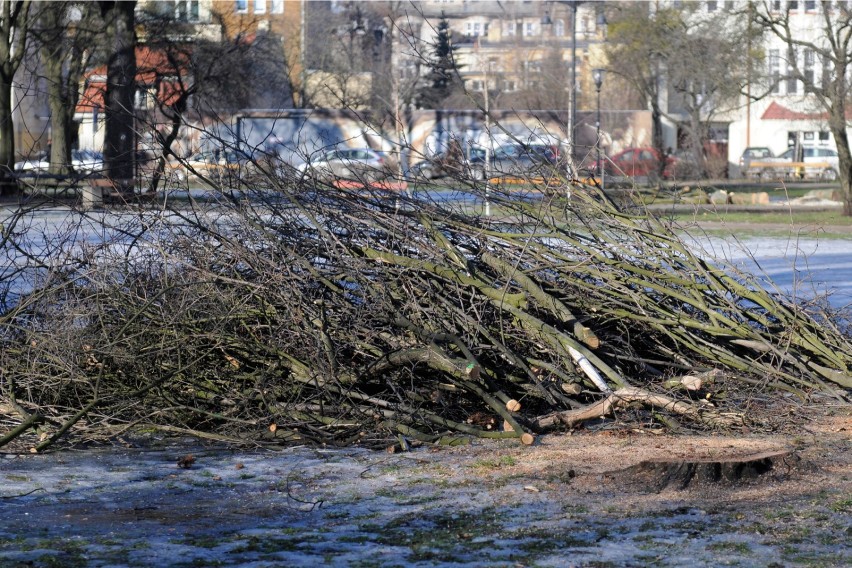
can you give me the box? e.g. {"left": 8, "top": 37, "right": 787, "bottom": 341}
{"left": 1, "top": 413, "right": 850, "bottom": 567}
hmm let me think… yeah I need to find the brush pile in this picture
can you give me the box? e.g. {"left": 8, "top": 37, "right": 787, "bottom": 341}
{"left": 1, "top": 178, "right": 850, "bottom": 451}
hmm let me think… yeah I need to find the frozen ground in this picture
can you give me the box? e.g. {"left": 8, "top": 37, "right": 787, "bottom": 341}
{"left": 1, "top": 406, "right": 850, "bottom": 567}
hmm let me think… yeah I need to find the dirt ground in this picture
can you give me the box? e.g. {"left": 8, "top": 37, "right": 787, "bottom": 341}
{"left": 1, "top": 403, "right": 850, "bottom": 567}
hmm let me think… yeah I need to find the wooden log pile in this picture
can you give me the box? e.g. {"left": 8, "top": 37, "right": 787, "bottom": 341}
{"left": 0, "top": 177, "right": 849, "bottom": 451}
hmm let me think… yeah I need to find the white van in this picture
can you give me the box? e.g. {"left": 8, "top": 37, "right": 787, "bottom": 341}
{"left": 777, "top": 147, "right": 839, "bottom": 180}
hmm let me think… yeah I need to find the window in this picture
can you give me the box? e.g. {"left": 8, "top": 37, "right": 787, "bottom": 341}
{"left": 235, "top": 0, "right": 248, "bottom": 13}
{"left": 470, "top": 80, "right": 484, "bottom": 91}
{"left": 788, "top": 0, "right": 799, "bottom": 10}
{"left": 525, "top": 22, "right": 534, "bottom": 36}
{"left": 804, "top": 49, "right": 815, "bottom": 89}
{"left": 271, "top": 0, "right": 283, "bottom": 14}
{"left": 522, "top": 60, "right": 542, "bottom": 73}
{"left": 175, "top": 0, "right": 199, "bottom": 21}
{"left": 804, "top": 131, "right": 815, "bottom": 141}
{"left": 787, "top": 73, "right": 798, "bottom": 94}
{"left": 771, "top": 0, "right": 782, "bottom": 10}
{"left": 805, "top": 0, "right": 816, "bottom": 9}
{"left": 504, "top": 21, "right": 515, "bottom": 36}
{"left": 769, "top": 49, "right": 780, "bottom": 94}
{"left": 555, "top": 19, "right": 564, "bottom": 36}
{"left": 819, "top": 131, "right": 831, "bottom": 144}
{"left": 254, "top": 0, "right": 265, "bottom": 14}
{"left": 502, "top": 79, "right": 516, "bottom": 91}
{"left": 707, "top": 0, "right": 717, "bottom": 11}
{"left": 787, "top": 50, "right": 798, "bottom": 94}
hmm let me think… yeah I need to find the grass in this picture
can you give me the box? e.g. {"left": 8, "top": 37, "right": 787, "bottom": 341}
{"left": 666, "top": 209, "right": 852, "bottom": 227}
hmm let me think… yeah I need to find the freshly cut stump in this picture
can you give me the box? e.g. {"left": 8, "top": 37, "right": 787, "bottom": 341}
{"left": 614, "top": 450, "right": 802, "bottom": 491}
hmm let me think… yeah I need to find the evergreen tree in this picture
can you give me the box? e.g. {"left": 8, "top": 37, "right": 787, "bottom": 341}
{"left": 417, "top": 13, "right": 461, "bottom": 109}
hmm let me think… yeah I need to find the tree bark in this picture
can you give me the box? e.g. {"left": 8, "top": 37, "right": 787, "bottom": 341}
{"left": 0, "top": 0, "right": 32, "bottom": 195}
{"left": 102, "top": 0, "right": 136, "bottom": 195}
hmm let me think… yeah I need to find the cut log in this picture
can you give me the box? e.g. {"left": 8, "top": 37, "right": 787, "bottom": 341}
{"left": 533, "top": 386, "right": 743, "bottom": 431}
{"left": 614, "top": 449, "right": 801, "bottom": 491}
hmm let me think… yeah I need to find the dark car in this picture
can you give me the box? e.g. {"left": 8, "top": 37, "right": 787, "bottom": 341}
{"left": 469, "top": 143, "right": 563, "bottom": 180}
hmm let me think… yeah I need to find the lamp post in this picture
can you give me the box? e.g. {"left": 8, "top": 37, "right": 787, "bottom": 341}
{"left": 592, "top": 67, "right": 605, "bottom": 191}
{"left": 542, "top": 2, "right": 606, "bottom": 176}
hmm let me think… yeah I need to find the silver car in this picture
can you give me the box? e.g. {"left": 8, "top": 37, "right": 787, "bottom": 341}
{"left": 777, "top": 147, "right": 840, "bottom": 180}
{"left": 296, "top": 148, "right": 389, "bottom": 182}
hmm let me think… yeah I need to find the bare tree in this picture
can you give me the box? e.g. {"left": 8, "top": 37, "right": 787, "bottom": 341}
{"left": 0, "top": 0, "right": 31, "bottom": 194}
{"left": 665, "top": 7, "right": 756, "bottom": 178}
{"left": 100, "top": 0, "right": 136, "bottom": 194}
{"left": 604, "top": 2, "right": 672, "bottom": 174}
{"left": 752, "top": 2, "right": 852, "bottom": 216}
{"left": 606, "top": 2, "right": 756, "bottom": 179}
{"left": 30, "top": 2, "right": 101, "bottom": 175}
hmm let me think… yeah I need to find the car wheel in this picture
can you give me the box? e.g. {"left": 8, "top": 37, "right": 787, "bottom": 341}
{"left": 821, "top": 168, "right": 838, "bottom": 182}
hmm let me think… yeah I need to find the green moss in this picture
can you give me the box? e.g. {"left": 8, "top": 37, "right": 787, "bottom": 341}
{"left": 468, "top": 455, "right": 517, "bottom": 470}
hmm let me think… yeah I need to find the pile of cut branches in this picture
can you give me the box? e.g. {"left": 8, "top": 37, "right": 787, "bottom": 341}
{"left": 1, "top": 178, "right": 849, "bottom": 451}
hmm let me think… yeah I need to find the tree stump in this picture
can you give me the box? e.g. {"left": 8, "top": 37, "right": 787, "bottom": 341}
{"left": 614, "top": 450, "right": 802, "bottom": 491}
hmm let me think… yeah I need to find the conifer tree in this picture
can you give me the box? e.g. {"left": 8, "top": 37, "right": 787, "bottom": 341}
{"left": 417, "top": 13, "right": 461, "bottom": 109}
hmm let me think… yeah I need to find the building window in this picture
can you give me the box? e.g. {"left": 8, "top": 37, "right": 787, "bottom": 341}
{"left": 804, "top": 48, "right": 815, "bottom": 89}
{"left": 819, "top": 131, "right": 830, "bottom": 144}
{"left": 175, "top": 0, "right": 199, "bottom": 21}
{"left": 521, "top": 60, "right": 542, "bottom": 73}
{"left": 769, "top": 49, "right": 780, "bottom": 94}
{"left": 787, "top": 64, "right": 798, "bottom": 94}
{"left": 805, "top": 0, "right": 816, "bottom": 9}
{"left": 270, "top": 0, "right": 283, "bottom": 14}
{"left": 525, "top": 22, "right": 534, "bottom": 36}
{"left": 707, "top": 0, "right": 717, "bottom": 11}
{"left": 788, "top": 0, "right": 799, "bottom": 10}
{"left": 504, "top": 21, "right": 515, "bottom": 36}
{"left": 555, "top": 19, "right": 565, "bottom": 36}
{"left": 235, "top": 0, "right": 248, "bottom": 13}
{"left": 470, "top": 80, "right": 484, "bottom": 91}
{"left": 254, "top": 0, "right": 265, "bottom": 14}
{"left": 502, "top": 79, "right": 516, "bottom": 91}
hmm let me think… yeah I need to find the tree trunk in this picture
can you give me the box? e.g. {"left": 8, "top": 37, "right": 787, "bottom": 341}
{"left": 616, "top": 450, "right": 800, "bottom": 491}
{"left": 44, "top": 55, "right": 71, "bottom": 175}
{"left": 103, "top": 0, "right": 136, "bottom": 195}
{"left": 831, "top": 112, "right": 852, "bottom": 217}
{"left": 0, "top": 70, "right": 15, "bottom": 194}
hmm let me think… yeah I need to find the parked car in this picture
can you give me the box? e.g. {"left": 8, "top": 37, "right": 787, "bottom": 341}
{"left": 738, "top": 146, "right": 775, "bottom": 169}
{"left": 170, "top": 149, "right": 251, "bottom": 181}
{"left": 778, "top": 146, "right": 839, "bottom": 180}
{"left": 14, "top": 150, "right": 104, "bottom": 174}
{"left": 72, "top": 150, "right": 105, "bottom": 174}
{"left": 296, "top": 147, "right": 390, "bottom": 182}
{"left": 469, "top": 143, "right": 562, "bottom": 180}
{"left": 592, "top": 147, "right": 678, "bottom": 180}
{"left": 14, "top": 154, "right": 48, "bottom": 173}
{"left": 742, "top": 146, "right": 839, "bottom": 180}
{"left": 407, "top": 144, "right": 484, "bottom": 181}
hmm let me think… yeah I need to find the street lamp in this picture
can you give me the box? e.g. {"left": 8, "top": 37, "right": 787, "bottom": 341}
{"left": 593, "top": 67, "right": 605, "bottom": 190}
{"left": 542, "top": 2, "right": 606, "bottom": 175}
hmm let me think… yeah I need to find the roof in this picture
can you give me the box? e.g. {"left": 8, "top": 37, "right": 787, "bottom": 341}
{"left": 77, "top": 46, "right": 190, "bottom": 114}
{"left": 760, "top": 101, "right": 824, "bottom": 121}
